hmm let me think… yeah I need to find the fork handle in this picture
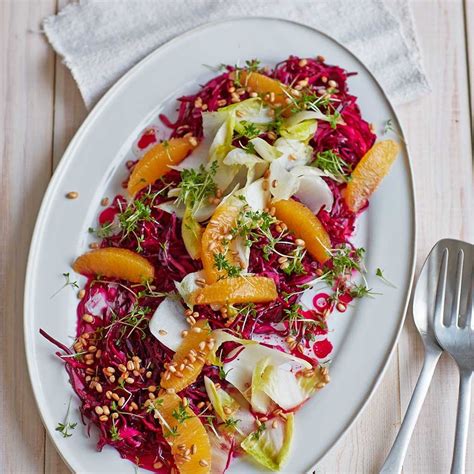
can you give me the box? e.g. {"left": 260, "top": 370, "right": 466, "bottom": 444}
{"left": 451, "top": 369, "right": 473, "bottom": 474}
{"left": 380, "top": 348, "right": 441, "bottom": 474}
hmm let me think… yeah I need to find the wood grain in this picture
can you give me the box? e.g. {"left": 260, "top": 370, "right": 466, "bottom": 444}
{"left": 43, "top": 68, "right": 85, "bottom": 474}
{"left": 396, "top": 1, "right": 473, "bottom": 473}
{"left": 1, "top": 0, "right": 472, "bottom": 473}
{"left": 466, "top": 0, "right": 474, "bottom": 130}
{"left": 0, "top": 1, "right": 56, "bottom": 472}
{"left": 43, "top": 0, "right": 88, "bottom": 469}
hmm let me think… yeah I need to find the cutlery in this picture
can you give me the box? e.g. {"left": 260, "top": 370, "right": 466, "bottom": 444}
{"left": 432, "top": 239, "right": 473, "bottom": 474}
{"left": 380, "top": 241, "right": 446, "bottom": 473}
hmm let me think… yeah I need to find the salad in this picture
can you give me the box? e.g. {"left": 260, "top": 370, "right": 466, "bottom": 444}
{"left": 43, "top": 56, "right": 399, "bottom": 473}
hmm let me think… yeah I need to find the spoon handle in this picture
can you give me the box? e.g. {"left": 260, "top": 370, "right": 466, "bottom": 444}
{"left": 451, "top": 369, "right": 473, "bottom": 474}
{"left": 380, "top": 347, "right": 441, "bottom": 474}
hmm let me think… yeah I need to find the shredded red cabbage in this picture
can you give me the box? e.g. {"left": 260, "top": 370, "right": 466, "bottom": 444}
{"left": 42, "top": 55, "right": 376, "bottom": 473}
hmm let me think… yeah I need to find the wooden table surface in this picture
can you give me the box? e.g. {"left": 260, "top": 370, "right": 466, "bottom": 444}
{"left": 1, "top": 1, "right": 473, "bottom": 472}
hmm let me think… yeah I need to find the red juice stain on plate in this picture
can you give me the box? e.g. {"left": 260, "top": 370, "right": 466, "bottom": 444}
{"left": 301, "top": 309, "right": 318, "bottom": 320}
{"left": 315, "top": 323, "right": 327, "bottom": 336}
{"left": 313, "top": 338, "right": 333, "bottom": 358}
{"left": 98, "top": 196, "right": 126, "bottom": 225}
{"left": 335, "top": 292, "right": 353, "bottom": 312}
{"left": 312, "top": 292, "right": 331, "bottom": 312}
{"left": 339, "top": 292, "right": 353, "bottom": 305}
{"left": 301, "top": 309, "right": 327, "bottom": 335}
{"left": 137, "top": 128, "right": 157, "bottom": 150}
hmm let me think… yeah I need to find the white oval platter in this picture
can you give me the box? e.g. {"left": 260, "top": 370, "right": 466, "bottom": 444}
{"left": 24, "top": 17, "right": 415, "bottom": 474}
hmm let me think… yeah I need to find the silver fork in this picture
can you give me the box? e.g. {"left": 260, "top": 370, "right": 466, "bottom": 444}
{"left": 432, "top": 239, "right": 474, "bottom": 474}
{"left": 381, "top": 241, "right": 445, "bottom": 473}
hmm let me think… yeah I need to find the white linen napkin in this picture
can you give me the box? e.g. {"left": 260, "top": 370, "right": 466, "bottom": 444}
{"left": 43, "top": 0, "right": 429, "bottom": 109}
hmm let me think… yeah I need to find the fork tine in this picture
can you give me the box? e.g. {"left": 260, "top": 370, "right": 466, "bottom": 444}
{"left": 449, "top": 249, "right": 464, "bottom": 327}
{"left": 433, "top": 247, "right": 448, "bottom": 329}
{"left": 465, "top": 257, "right": 473, "bottom": 329}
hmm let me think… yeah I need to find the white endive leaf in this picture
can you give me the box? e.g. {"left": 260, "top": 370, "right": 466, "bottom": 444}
{"left": 231, "top": 235, "right": 251, "bottom": 272}
{"left": 284, "top": 109, "right": 345, "bottom": 128}
{"left": 290, "top": 164, "right": 326, "bottom": 178}
{"left": 209, "top": 115, "right": 235, "bottom": 163}
{"left": 211, "top": 329, "right": 257, "bottom": 350}
{"left": 290, "top": 166, "right": 334, "bottom": 213}
{"left": 250, "top": 137, "right": 283, "bottom": 162}
{"left": 268, "top": 160, "right": 300, "bottom": 202}
{"left": 193, "top": 202, "right": 219, "bottom": 221}
{"left": 246, "top": 160, "right": 268, "bottom": 185}
{"left": 226, "top": 179, "right": 268, "bottom": 272}
{"left": 204, "top": 376, "right": 240, "bottom": 422}
{"left": 223, "top": 148, "right": 263, "bottom": 167}
{"left": 259, "top": 364, "right": 309, "bottom": 410}
{"left": 149, "top": 297, "right": 187, "bottom": 351}
{"left": 167, "top": 187, "right": 180, "bottom": 198}
{"left": 157, "top": 200, "right": 185, "bottom": 219}
{"left": 157, "top": 200, "right": 216, "bottom": 222}
{"left": 204, "top": 110, "right": 239, "bottom": 192}
{"left": 220, "top": 98, "right": 274, "bottom": 128}
{"left": 215, "top": 333, "right": 311, "bottom": 409}
{"left": 222, "top": 345, "right": 259, "bottom": 399}
{"left": 274, "top": 138, "right": 313, "bottom": 170}
{"left": 175, "top": 270, "right": 206, "bottom": 308}
{"left": 250, "top": 358, "right": 273, "bottom": 414}
{"left": 241, "top": 414, "right": 294, "bottom": 471}
{"left": 170, "top": 148, "right": 206, "bottom": 172}
{"left": 239, "top": 178, "right": 270, "bottom": 211}
{"left": 223, "top": 148, "right": 268, "bottom": 185}
{"left": 283, "top": 110, "right": 326, "bottom": 128}
{"left": 280, "top": 120, "right": 317, "bottom": 143}
{"left": 181, "top": 207, "right": 203, "bottom": 259}
{"left": 171, "top": 111, "right": 228, "bottom": 171}
{"left": 208, "top": 431, "right": 233, "bottom": 474}
{"left": 213, "top": 162, "right": 240, "bottom": 194}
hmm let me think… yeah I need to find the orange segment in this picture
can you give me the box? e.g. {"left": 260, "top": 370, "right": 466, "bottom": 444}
{"left": 72, "top": 247, "right": 154, "bottom": 283}
{"left": 128, "top": 137, "right": 197, "bottom": 196}
{"left": 160, "top": 319, "right": 213, "bottom": 393}
{"left": 344, "top": 140, "right": 399, "bottom": 212}
{"left": 237, "top": 71, "right": 288, "bottom": 107}
{"left": 201, "top": 199, "right": 243, "bottom": 283}
{"left": 273, "top": 199, "right": 331, "bottom": 264}
{"left": 191, "top": 276, "right": 277, "bottom": 306}
{"left": 157, "top": 392, "right": 211, "bottom": 473}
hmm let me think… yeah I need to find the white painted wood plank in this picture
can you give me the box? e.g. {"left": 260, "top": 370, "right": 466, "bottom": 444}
{"left": 316, "top": 357, "right": 401, "bottom": 473}
{"left": 44, "top": 61, "right": 87, "bottom": 474}
{"left": 0, "top": 1, "right": 56, "bottom": 472}
{"left": 319, "top": 0, "right": 473, "bottom": 472}
{"left": 466, "top": 0, "right": 474, "bottom": 128}
{"left": 395, "top": 1, "right": 473, "bottom": 473}
{"left": 51, "top": 62, "right": 87, "bottom": 169}
{"left": 43, "top": 1, "right": 88, "bottom": 470}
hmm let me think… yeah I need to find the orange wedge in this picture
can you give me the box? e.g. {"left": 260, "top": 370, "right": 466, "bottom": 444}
{"left": 191, "top": 276, "right": 277, "bottom": 306}
{"left": 201, "top": 199, "right": 243, "bottom": 283}
{"left": 128, "top": 137, "right": 197, "bottom": 196}
{"left": 344, "top": 140, "right": 399, "bottom": 212}
{"left": 72, "top": 247, "right": 154, "bottom": 283}
{"left": 237, "top": 71, "right": 288, "bottom": 108}
{"left": 273, "top": 199, "right": 331, "bottom": 264}
{"left": 160, "top": 319, "right": 213, "bottom": 393}
{"left": 157, "top": 392, "right": 211, "bottom": 473}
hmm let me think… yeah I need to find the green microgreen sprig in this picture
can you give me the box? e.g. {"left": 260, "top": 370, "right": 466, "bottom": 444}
{"left": 312, "top": 149, "right": 351, "bottom": 183}
{"left": 176, "top": 162, "right": 218, "bottom": 213}
{"left": 55, "top": 398, "right": 77, "bottom": 438}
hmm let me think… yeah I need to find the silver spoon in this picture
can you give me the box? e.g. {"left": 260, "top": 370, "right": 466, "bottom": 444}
{"left": 432, "top": 239, "right": 473, "bottom": 474}
{"left": 380, "top": 241, "right": 446, "bottom": 473}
